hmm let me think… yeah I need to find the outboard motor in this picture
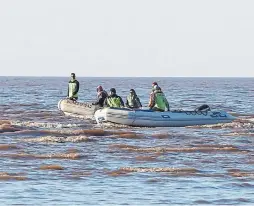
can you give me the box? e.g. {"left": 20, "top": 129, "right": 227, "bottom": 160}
{"left": 195, "top": 104, "right": 211, "bottom": 112}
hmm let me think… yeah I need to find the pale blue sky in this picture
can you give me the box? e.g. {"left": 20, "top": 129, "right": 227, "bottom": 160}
{"left": 0, "top": 0, "right": 253, "bottom": 77}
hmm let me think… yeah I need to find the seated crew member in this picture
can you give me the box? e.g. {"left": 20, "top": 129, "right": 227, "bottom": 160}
{"left": 104, "top": 88, "right": 124, "bottom": 108}
{"left": 126, "top": 89, "right": 142, "bottom": 109}
{"left": 148, "top": 85, "right": 169, "bottom": 112}
{"left": 92, "top": 85, "right": 108, "bottom": 107}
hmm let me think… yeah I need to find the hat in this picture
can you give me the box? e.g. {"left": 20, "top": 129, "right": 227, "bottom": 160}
{"left": 110, "top": 88, "right": 116, "bottom": 93}
{"left": 97, "top": 85, "right": 103, "bottom": 92}
{"left": 152, "top": 82, "right": 158, "bottom": 86}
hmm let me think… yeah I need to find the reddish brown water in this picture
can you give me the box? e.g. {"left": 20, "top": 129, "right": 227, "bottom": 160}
{"left": 0, "top": 77, "right": 253, "bottom": 205}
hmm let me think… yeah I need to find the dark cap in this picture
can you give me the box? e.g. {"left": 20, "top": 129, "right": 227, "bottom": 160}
{"left": 110, "top": 88, "right": 116, "bottom": 93}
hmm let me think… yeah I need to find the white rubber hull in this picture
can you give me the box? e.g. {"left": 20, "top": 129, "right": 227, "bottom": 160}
{"left": 94, "top": 108, "right": 236, "bottom": 127}
{"left": 58, "top": 99, "right": 98, "bottom": 117}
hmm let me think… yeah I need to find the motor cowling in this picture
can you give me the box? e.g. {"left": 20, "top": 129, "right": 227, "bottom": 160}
{"left": 195, "top": 104, "right": 211, "bottom": 112}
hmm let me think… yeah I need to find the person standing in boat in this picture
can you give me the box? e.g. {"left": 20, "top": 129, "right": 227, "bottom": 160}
{"left": 104, "top": 88, "right": 124, "bottom": 108}
{"left": 148, "top": 85, "right": 169, "bottom": 112}
{"left": 67, "top": 73, "right": 79, "bottom": 101}
{"left": 92, "top": 85, "right": 108, "bottom": 107}
{"left": 126, "top": 89, "right": 142, "bottom": 109}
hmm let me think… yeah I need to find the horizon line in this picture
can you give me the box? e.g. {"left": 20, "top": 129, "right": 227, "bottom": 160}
{"left": 0, "top": 75, "right": 253, "bottom": 78}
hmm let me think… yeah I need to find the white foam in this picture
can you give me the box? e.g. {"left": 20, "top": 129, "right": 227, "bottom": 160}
{"left": 11, "top": 120, "right": 84, "bottom": 129}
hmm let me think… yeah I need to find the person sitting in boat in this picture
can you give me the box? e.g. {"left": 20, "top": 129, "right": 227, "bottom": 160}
{"left": 92, "top": 85, "right": 108, "bottom": 107}
{"left": 148, "top": 85, "right": 169, "bottom": 112}
{"left": 67, "top": 73, "right": 79, "bottom": 101}
{"left": 126, "top": 89, "right": 142, "bottom": 109}
{"left": 104, "top": 88, "right": 124, "bottom": 108}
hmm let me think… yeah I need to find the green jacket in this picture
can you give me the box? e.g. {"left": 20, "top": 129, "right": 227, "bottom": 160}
{"left": 104, "top": 94, "right": 124, "bottom": 108}
{"left": 68, "top": 79, "right": 79, "bottom": 98}
{"left": 126, "top": 94, "right": 142, "bottom": 108}
{"left": 149, "top": 91, "right": 169, "bottom": 111}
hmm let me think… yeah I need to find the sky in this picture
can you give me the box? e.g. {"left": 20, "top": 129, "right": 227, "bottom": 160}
{"left": 0, "top": 0, "right": 254, "bottom": 77}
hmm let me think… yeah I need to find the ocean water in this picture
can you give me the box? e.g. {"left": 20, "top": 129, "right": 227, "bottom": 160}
{"left": 0, "top": 77, "right": 253, "bottom": 205}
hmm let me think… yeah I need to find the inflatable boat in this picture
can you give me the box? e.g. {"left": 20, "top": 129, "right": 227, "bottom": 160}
{"left": 58, "top": 99, "right": 99, "bottom": 118}
{"left": 94, "top": 107, "right": 236, "bottom": 127}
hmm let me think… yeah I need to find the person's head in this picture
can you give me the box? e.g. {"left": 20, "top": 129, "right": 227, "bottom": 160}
{"left": 71, "top": 73, "right": 76, "bottom": 80}
{"left": 152, "top": 85, "right": 161, "bottom": 92}
{"left": 97, "top": 85, "right": 103, "bottom": 92}
{"left": 109, "top": 88, "right": 116, "bottom": 95}
{"left": 152, "top": 82, "right": 158, "bottom": 87}
{"left": 129, "top": 89, "right": 136, "bottom": 95}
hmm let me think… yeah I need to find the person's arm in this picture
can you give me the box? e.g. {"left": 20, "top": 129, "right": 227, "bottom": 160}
{"left": 98, "top": 93, "right": 106, "bottom": 106}
{"left": 93, "top": 93, "right": 101, "bottom": 105}
{"left": 73, "top": 80, "right": 79, "bottom": 95}
{"left": 67, "top": 83, "right": 69, "bottom": 97}
{"left": 125, "top": 97, "right": 129, "bottom": 108}
{"left": 164, "top": 96, "right": 170, "bottom": 111}
{"left": 137, "top": 97, "right": 142, "bottom": 108}
{"left": 148, "top": 93, "right": 155, "bottom": 108}
{"left": 120, "top": 97, "right": 125, "bottom": 107}
{"left": 103, "top": 97, "right": 108, "bottom": 107}
{"left": 93, "top": 98, "right": 99, "bottom": 105}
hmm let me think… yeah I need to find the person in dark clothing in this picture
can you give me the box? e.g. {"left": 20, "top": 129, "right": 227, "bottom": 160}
{"left": 104, "top": 88, "right": 124, "bottom": 108}
{"left": 92, "top": 85, "right": 108, "bottom": 107}
{"left": 67, "top": 73, "right": 79, "bottom": 101}
{"left": 126, "top": 89, "right": 142, "bottom": 109}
